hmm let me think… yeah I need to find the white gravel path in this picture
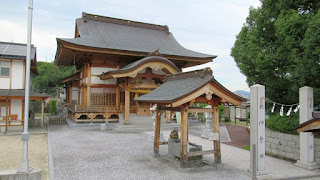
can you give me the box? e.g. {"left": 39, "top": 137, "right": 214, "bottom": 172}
{"left": 49, "top": 125, "right": 250, "bottom": 180}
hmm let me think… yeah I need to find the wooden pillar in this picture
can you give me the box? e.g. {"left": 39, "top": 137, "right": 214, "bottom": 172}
{"left": 154, "top": 106, "right": 161, "bottom": 156}
{"left": 41, "top": 99, "right": 45, "bottom": 129}
{"left": 213, "top": 106, "right": 221, "bottom": 163}
{"left": 124, "top": 88, "right": 130, "bottom": 124}
{"left": 180, "top": 105, "right": 189, "bottom": 168}
{"left": 116, "top": 86, "right": 120, "bottom": 109}
{"left": 83, "top": 87, "right": 87, "bottom": 106}
{"left": 86, "top": 64, "right": 91, "bottom": 107}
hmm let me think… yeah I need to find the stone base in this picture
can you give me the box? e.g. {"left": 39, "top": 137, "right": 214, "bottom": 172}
{"left": 0, "top": 168, "right": 42, "bottom": 180}
{"left": 247, "top": 169, "right": 272, "bottom": 180}
{"left": 296, "top": 160, "right": 320, "bottom": 170}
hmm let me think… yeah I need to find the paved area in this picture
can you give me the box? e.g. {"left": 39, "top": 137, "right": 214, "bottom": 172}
{"left": 49, "top": 125, "right": 250, "bottom": 180}
{"left": 223, "top": 124, "right": 250, "bottom": 148}
{"left": 48, "top": 124, "right": 320, "bottom": 180}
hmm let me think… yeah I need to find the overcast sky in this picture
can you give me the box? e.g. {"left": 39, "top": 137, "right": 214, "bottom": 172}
{"left": 0, "top": 0, "right": 260, "bottom": 92}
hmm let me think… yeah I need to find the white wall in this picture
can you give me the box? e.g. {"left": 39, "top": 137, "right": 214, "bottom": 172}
{"left": 0, "top": 78, "right": 10, "bottom": 89}
{"left": 90, "top": 67, "right": 117, "bottom": 85}
{"left": 91, "top": 67, "right": 116, "bottom": 75}
{"left": 72, "top": 87, "right": 78, "bottom": 102}
{"left": 91, "top": 77, "right": 117, "bottom": 84}
{"left": 11, "top": 60, "right": 24, "bottom": 89}
{"left": 11, "top": 99, "right": 22, "bottom": 120}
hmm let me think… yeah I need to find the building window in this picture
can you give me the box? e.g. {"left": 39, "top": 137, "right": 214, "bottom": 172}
{"left": 0, "top": 61, "right": 10, "bottom": 77}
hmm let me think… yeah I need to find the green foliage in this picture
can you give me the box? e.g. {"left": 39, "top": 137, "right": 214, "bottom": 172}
{"left": 231, "top": 1, "right": 320, "bottom": 105}
{"left": 32, "top": 61, "right": 73, "bottom": 96}
{"left": 241, "top": 146, "right": 250, "bottom": 151}
{"left": 266, "top": 112, "right": 299, "bottom": 134}
{"left": 49, "top": 99, "right": 57, "bottom": 115}
{"left": 224, "top": 117, "right": 230, "bottom": 122}
{"left": 218, "top": 104, "right": 224, "bottom": 117}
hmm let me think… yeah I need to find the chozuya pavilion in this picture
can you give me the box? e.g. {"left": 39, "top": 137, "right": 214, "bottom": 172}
{"left": 55, "top": 12, "right": 220, "bottom": 123}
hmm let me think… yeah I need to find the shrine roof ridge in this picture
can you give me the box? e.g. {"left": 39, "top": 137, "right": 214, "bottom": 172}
{"left": 82, "top": 12, "right": 169, "bottom": 32}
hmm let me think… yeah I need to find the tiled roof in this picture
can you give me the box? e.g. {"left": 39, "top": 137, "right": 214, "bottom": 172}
{"left": 0, "top": 89, "right": 49, "bottom": 98}
{"left": 135, "top": 68, "right": 245, "bottom": 104}
{"left": 57, "top": 12, "right": 216, "bottom": 60}
{"left": 0, "top": 42, "right": 36, "bottom": 60}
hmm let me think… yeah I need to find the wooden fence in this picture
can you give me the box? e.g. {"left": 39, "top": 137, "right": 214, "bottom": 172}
{"left": 49, "top": 117, "right": 66, "bottom": 125}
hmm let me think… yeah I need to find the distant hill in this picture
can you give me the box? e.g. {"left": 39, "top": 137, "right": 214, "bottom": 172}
{"left": 234, "top": 90, "right": 250, "bottom": 99}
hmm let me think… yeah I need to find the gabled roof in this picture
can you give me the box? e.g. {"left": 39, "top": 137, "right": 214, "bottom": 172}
{"left": 0, "top": 41, "right": 38, "bottom": 74}
{"left": 99, "top": 56, "right": 181, "bottom": 80}
{"left": 55, "top": 12, "right": 216, "bottom": 66}
{"left": 135, "top": 68, "right": 246, "bottom": 107}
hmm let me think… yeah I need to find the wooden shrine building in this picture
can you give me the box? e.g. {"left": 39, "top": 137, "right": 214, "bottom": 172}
{"left": 135, "top": 68, "right": 246, "bottom": 167}
{"left": 55, "top": 12, "right": 216, "bottom": 123}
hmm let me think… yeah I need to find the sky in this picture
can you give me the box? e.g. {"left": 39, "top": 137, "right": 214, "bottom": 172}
{"left": 0, "top": 0, "right": 261, "bottom": 92}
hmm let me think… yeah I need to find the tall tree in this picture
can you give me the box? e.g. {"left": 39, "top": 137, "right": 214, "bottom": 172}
{"left": 32, "top": 62, "right": 72, "bottom": 96}
{"left": 231, "top": 0, "right": 320, "bottom": 105}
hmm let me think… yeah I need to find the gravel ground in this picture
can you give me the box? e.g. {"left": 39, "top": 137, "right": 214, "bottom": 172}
{"left": 49, "top": 125, "right": 250, "bottom": 180}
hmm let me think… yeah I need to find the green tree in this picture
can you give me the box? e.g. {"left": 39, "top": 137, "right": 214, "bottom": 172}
{"left": 32, "top": 62, "right": 72, "bottom": 96}
{"left": 231, "top": 0, "right": 320, "bottom": 105}
{"left": 49, "top": 99, "right": 57, "bottom": 115}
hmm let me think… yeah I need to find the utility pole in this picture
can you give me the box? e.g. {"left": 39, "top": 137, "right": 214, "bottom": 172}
{"left": 19, "top": 0, "right": 33, "bottom": 172}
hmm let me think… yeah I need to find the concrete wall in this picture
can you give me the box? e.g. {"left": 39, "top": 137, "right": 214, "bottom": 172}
{"left": 265, "top": 128, "right": 320, "bottom": 163}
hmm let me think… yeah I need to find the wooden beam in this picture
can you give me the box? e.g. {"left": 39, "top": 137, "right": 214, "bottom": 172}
{"left": 187, "top": 150, "right": 215, "bottom": 157}
{"left": 154, "top": 107, "right": 161, "bottom": 156}
{"left": 297, "top": 121, "right": 320, "bottom": 133}
{"left": 180, "top": 105, "right": 189, "bottom": 168}
{"left": 158, "top": 106, "right": 181, "bottom": 112}
{"left": 124, "top": 88, "right": 130, "bottom": 124}
{"left": 213, "top": 106, "right": 221, "bottom": 163}
{"left": 188, "top": 108, "right": 212, "bottom": 113}
{"left": 159, "top": 141, "right": 168, "bottom": 145}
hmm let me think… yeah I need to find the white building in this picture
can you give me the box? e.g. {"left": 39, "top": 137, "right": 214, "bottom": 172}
{"left": 0, "top": 42, "right": 49, "bottom": 131}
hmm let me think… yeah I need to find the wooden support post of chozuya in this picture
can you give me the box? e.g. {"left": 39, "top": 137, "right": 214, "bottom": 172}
{"left": 154, "top": 106, "right": 161, "bottom": 156}
{"left": 213, "top": 105, "right": 221, "bottom": 163}
{"left": 180, "top": 105, "right": 189, "bottom": 168}
{"left": 124, "top": 78, "right": 130, "bottom": 124}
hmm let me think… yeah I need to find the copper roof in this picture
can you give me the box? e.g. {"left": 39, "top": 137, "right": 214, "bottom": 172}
{"left": 135, "top": 68, "right": 246, "bottom": 104}
{"left": 99, "top": 56, "right": 181, "bottom": 79}
{"left": 55, "top": 12, "right": 216, "bottom": 66}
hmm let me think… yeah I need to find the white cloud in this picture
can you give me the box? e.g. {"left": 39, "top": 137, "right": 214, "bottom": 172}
{"left": 0, "top": 0, "right": 257, "bottom": 91}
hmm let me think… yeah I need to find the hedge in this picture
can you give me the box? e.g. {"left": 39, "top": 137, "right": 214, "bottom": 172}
{"left": 265, "top": 112, "right": 299, "bottom": 135}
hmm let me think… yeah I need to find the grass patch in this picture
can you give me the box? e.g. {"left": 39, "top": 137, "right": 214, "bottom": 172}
{"left": 224, "top": 119, "right": 249, "bottom": 127}
{"left": 241, "top": 146, "right": 250, "bottom": 151}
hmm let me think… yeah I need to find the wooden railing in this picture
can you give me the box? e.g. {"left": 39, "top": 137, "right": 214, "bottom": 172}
{"left": 69, "top": 105, "right": 121, "bottom": 113}
{"left": 49, "top": 117, "right": 66, "bottom": 125}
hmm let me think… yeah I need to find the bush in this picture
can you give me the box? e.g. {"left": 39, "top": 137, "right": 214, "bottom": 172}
{"left": 49, "top": 99, "right": 57, "bottom": 115}
{"left": 224, "top": 117, "right": 230, "bottom": 122}
{"left": 266, "top": 112, "right": 299, "bottom": 134}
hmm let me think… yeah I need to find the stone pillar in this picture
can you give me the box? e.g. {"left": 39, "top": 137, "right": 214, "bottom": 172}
{"left": 249, "top": 84, "right": 269, "bottom": 179}
{"left": 296, "top": 86, "right": 319, "bottom": 170}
